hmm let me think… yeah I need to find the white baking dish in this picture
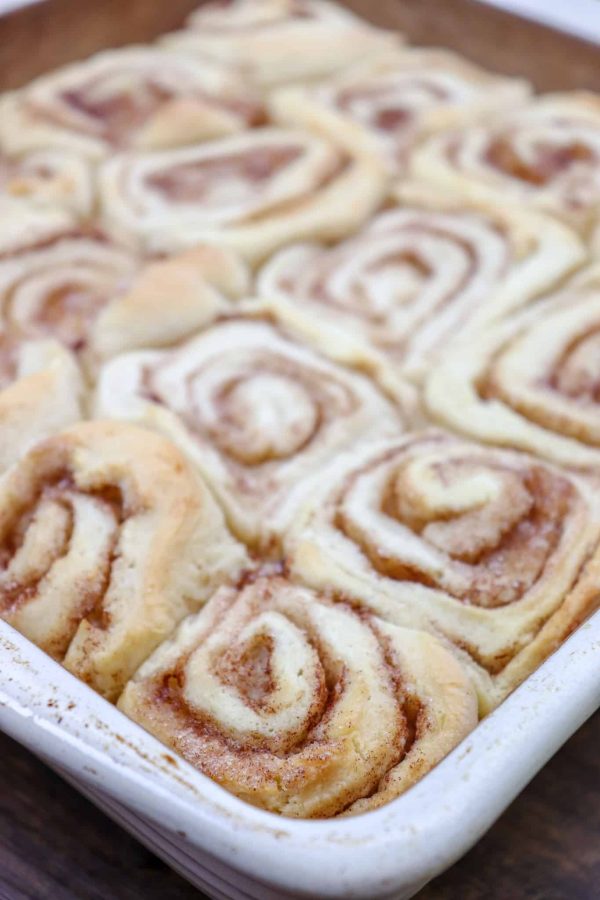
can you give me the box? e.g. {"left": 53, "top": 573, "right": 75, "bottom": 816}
{"left": 477, "top": 0, "right": 600, "bottom": 44}
{"left": 1, "top": 609, "right": 598, "bottom": 900}
{"left": 0, "top": 1, "right": 598, "bottom": 896}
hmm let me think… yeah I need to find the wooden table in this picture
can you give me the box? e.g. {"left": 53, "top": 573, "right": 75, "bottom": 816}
{"left": 0, "top": 714, "right": 597, "bottom": 900}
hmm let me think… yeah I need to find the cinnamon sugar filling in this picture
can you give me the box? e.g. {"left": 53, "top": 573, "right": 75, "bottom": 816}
{"left": 0, "top": 470, "right": 127, "bottom": 657}
{"left": 147, "top": 145, "right": 303, "bottom": 204}
{"left": 478, "top": 328, "right": 600, "bottom": 448}
{"left": 335, "top": 449, "right": 574, "bottom": 610}
{"left": 146, "top": 579, "right": 414, "bottom": 814}
{"left": 142, "top": 347, "right": 359, "bottom": 468}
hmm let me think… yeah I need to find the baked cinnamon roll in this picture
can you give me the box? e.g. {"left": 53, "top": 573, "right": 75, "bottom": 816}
{"left": 0, "top": 421, "right": 248, "bottom": 700}
{"left": 425, "top": 265, "right": 600, "bottom": 470}
{"left": 0, "top": 202, "right": 75, "bottom": 259}
{"left": 285, "top": 431, "right": 600, "bottom": 711}
{"left": 0, "top": 227, "right": 249, "bottom": 366}
{"left": 275, "top": 49, "right": 529, "bottom": 175}
{"left": 0, "top": 149, "right": 92, "bottom": 216}
{"left": 412, "top": 93, "right": 600, "bottom": 242}
{"left": 259, "top": 182, "right": 584, "bottom": 383}
{"left": 94, "top": 308, "right": 406, "bottom": 550}
{"left": 118, "top": 570, "right": 477, "bottom": 817}
{"left": 0, "top": 47, "right": 264, "bottom": 160}
{"left": 163, "top": 0, "right": 399, "bottom": 87}
{"left": 0, "top": 339, "right": 84, "bottom": 473}
{"left": 99, "top": 112, "right": 387, "bottom": 262}
{"left": 0, "top": 229, "right": 138, "bottom": 355}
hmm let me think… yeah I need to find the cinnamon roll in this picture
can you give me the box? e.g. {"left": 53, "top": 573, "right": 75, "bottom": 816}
{"left": 285, "top": 431, "right": 600, "bottom": 711}
{"left": 0, "top": 421, "right": 248, "bottom": 700}
{"left": 0, "top": 227, "right": 249, "bottom": 365}
{"left": 118, "top": 570, "right": 477, "bottom": 817}
{"left": 0, "top": 338, "right": 84, "bottom": 473}
{"left": 94, "top": 308, "right": 406, "bottom": 550}
{"left": 425, "top": 264, "right": 600, "bottom": 470}
{"left": 275, "top": 49, "right": 529, "bottom": 175}
{"left": 163, "top": 0, "right": 399, "bottom": 87}
{"left": 412, "top": 93, "right": 600, "bottom": 242}
{"left": 0, "top": 47, "right": 264, "bottom": 161}
{"left": 0, "top": 201, "right": 74, "bottom": 259}
{"left": 259, "top": 182, "right": 584, "bottom": 383}
{"left": 0, "top": 229, "right": 138, "bottom": 355}
{"left": 99, "top": 113, "right": 387, "bottom": 262}
{"left": 0, "top": 149, "right": 92, "bottom": 216}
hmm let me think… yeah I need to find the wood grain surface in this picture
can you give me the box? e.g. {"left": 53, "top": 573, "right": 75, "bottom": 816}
{"left": 0, "top": 713, "right": 596, "bottom": 900}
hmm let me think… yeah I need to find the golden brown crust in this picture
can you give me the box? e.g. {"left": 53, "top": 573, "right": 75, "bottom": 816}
{"left": 118, "top": 570, "right": 477, "bottom": 818}
{"left": 0, "top": 420, "right": 248, "bottom": 700}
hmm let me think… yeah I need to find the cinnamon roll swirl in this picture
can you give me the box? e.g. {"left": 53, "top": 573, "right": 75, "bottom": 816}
{"left": 163, "top": 0, "right": 399, "bottom": 87}
{"left": 0, "top": 149, "right": 92, "bottom": 216}
{"left": 118, "top": 570, "right": 477, "bottom": 817}
{"left": 277, "top": 49, "right": 529, "bottom": 175}
{"left": 425, "top": 264, "right": 600, "bottom": 470}
{"left": 99, "top": 116, "right": 387, "bottom": 262}
{"left": 0, "top": 421, "right": 248, "bottom": 700}
{"left": 0, "top": 47, "right": 264, "bottom": 160}
{"left": 94, "top": 309, "right": 405, "bottom": 550}
{"left": 285, "top": 431, "right": 600, "bottom": 711}
{"left": 259, "top": 182, "right": 584, "bottom": 383}
{"left": 0, "top": 229, "right": 138, "bottom": 356}
{"left": 412, "top": 93, "right": 600, "bottom": 242}
{"left": 0, "top": 227, "right": 248, "bottom": 365}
